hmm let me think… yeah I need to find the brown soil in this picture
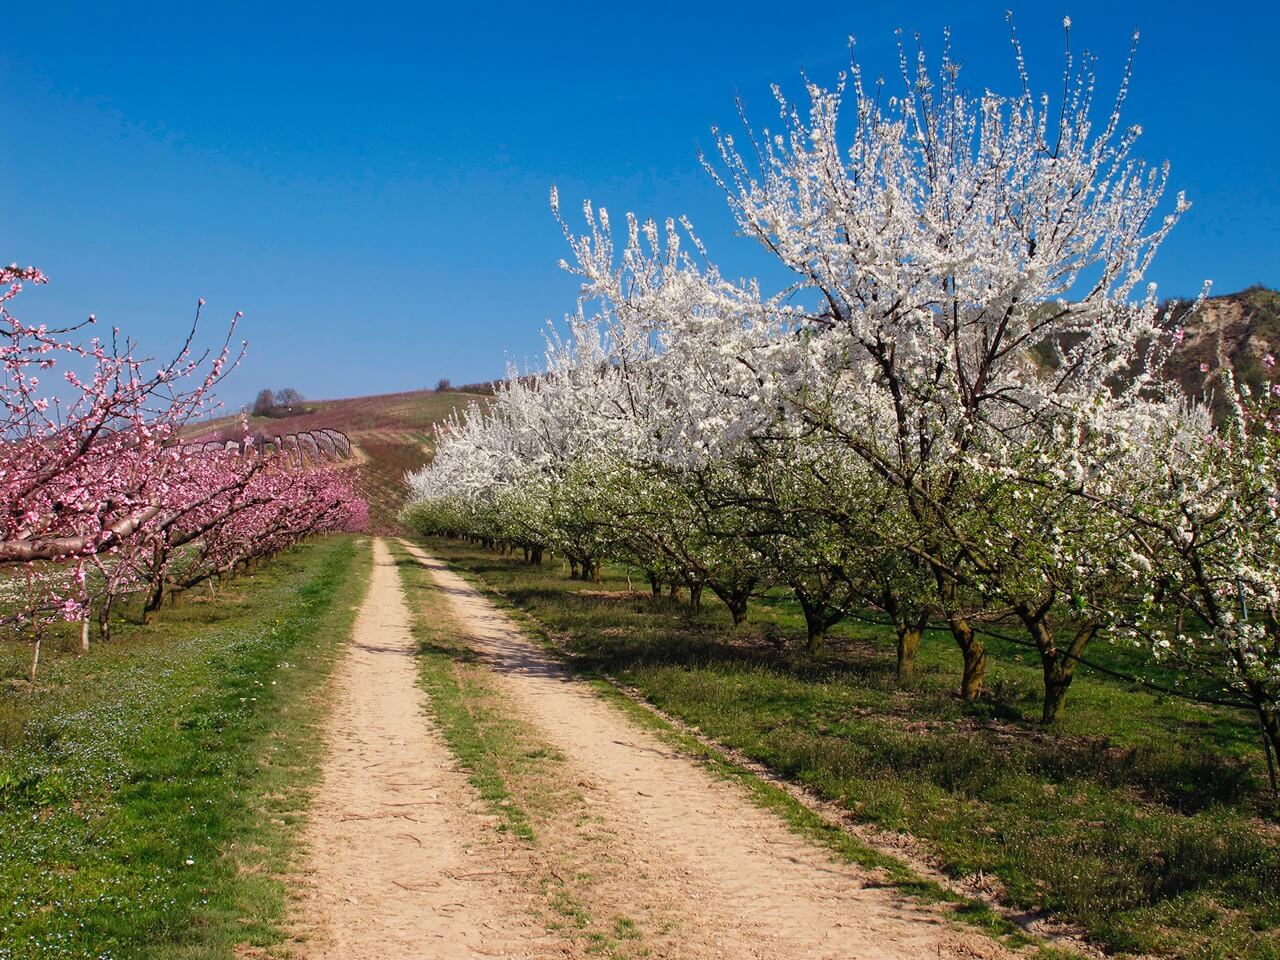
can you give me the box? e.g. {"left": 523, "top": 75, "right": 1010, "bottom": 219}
{"left": 289, "top": 539, "right": 557, "bottom": 958}
{"left": 398, "top": 540, "right": 1017, "bottom": 960}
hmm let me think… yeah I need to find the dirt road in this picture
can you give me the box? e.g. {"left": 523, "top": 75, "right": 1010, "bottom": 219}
{"left": 400, "top": 540, "right": 1013, "bottom": 960}
{"left": 291, "top": 537, "right": 1012, "bottom": 959}
{"left": 290, "top": 539, "right": 553, "bottom": 958}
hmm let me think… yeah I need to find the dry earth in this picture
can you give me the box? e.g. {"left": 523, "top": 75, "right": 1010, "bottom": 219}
{"left": 289, "top": 539, "right": 555, "bottom": 958}
{"left": 290, "top": 536, "right": 1017, "bottom": 959}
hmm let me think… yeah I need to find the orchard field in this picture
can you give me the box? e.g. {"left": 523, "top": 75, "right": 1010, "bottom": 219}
{"left": 4, "top": 12, "right": 1280, "bottom": 960}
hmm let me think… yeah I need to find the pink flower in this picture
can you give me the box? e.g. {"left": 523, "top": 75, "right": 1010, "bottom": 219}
{"left": 1264, "top": 353, "right": 1276, "bottom": 368}
{"left": 1199, "top": 362, "right": 1210, "bottom": 373}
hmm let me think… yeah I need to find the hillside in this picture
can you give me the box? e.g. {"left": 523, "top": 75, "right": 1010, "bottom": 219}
{"left": 1164, "top": 285, "right": 1280, "bottom": 403}
{"left": 186, "top": 288, "right": 1275, "bottom": 533}
{"left": 191, "top": 389, "right": 487, "bottom": 531}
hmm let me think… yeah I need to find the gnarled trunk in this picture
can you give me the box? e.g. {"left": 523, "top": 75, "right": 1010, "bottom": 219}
{"left": 1018, "top": 605, "right": 1097, "bottom": 724}
{"left": 934, "top": 571, "right": 984, "bottom": 700}
{"left": 712, "top": 580, "right": 755, "bottom": 627}
{"left": 143, "top": 578, "right": 166, "bottom": 624}
{"left": 883, "top": 589, "right": 928, "bottom": 681}
{"left": 954, "top": 619, "right": 985, "bottom": 700}
{"left": 896, "top": 625, "right": 923, "bottom": 680}
{"left": 795, "top": 587, "right": 844, "bottom": 654}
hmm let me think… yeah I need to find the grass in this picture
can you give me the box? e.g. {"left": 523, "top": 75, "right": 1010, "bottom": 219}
{"left": 387, "top": 542, "right": 537, "bottom": 843}
{"left": 419, "top": 536, "right": 1280, "bottom": 960}
{"left": 0, "top": 534, "right": 370, "bottom": 960}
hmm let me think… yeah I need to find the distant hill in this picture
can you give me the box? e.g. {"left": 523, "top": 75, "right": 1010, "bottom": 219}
{"left": 191, "top": 389, "right": 487, "bottom": 532}
{"left": 1163, "top": 285, "right": 1280, "bottom": 405}
{"left": 185, "top": 288, "right": 1275, "bottom": 532}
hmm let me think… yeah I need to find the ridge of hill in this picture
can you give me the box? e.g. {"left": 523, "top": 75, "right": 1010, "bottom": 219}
{"left": 189, "top": 287, "right": 1275, "bottom": 534}
{"left": 1164, "top": 285, "right": 1280, "bottom": 402}
{"left": 191, "top": 389, "right": 487, "bottom": 532}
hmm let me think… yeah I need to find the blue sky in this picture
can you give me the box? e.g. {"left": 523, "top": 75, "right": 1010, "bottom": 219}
{"left": 5, "top": 1, "right": 1277, "bottom": 406}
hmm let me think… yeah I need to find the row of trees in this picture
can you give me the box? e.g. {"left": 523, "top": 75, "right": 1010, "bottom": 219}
{"left": 403, "top": 24, "right": 1280, "bottom": 768}
{"left": 1, "top": 266, "right": 367, "bottom": 678}
{"left": 251, "top": 386, "right": 306, "bottom": 417}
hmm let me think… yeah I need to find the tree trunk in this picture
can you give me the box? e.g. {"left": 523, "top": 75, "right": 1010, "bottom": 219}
{"left": 569, "top": 558, "right": 580, "bottom": 579}
{"left": 796, "top": 587, "right": 844, "bottom": 655}
{"left": 80, "top": 617, "right": 91, "bottom": 654}
{"left": 98, "top": 593, "right": 114, "bottom": 642}
{"left": 799, "top": 595, "right": 827, "bottom": 653}
{"left": 956, "top": 625, "right": 985, "bottom": 701}
{"left": 647, "top": 570, "right": 661, "bottom": 597}
{"left": 1259, "top": 707, "right": 1280, "bottom": 793}
{"left": 687, "top": 582, "right": 703, "bottom": 614}
{"left": 531, "top": 545, "right": 544, "bottom": 565}
{"left": 897, "top": 626, "right": 922, "bottom": 680}
{"left": 1041, "top": 655, "right": 1073, "bottom": 724}
{"left": 29, "top": 629, "right": 42, "bottom": 683}
{"left": 1023, "top": 616, "right": 1096, "bottom": 725}
{"left": 143, "top": 577, "right": 166, "bottom": 624}
{"left": 934, "top": 571, "right": 984, "bottom": 700}
{"left": 712, "top": 583, "right": 752, "bottom": 626}
{"left": 885, "top": 590, "right": 927, "bottom": 682}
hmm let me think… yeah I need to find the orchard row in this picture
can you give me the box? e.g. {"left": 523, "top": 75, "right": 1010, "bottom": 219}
{"left": 0, "top": 266, "right": 366, "bottom": 677}
{"left": 404, "top": 26, "right": 1280, "bottom": 766}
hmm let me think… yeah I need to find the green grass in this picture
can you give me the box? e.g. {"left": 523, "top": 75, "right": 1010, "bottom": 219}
{"left": 386, "top": 543, "right": 537, "bottom": 843}
{"left": 0, "top": 534, "right": 370, "bottom": 960}
{"left": 420, "top": 536, "right": 1280, "bottom": 960}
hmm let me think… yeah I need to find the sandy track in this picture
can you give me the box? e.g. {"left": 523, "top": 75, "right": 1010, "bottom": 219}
{"left": 290, "top": 539, "right": 556, "bottom": 959}
{"left": 401, "top": 541, "right": 1014, "bottom": 960}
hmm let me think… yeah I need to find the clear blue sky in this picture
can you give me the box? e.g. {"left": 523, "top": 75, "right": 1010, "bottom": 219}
{"left": 5, "top": 1, "right": 1276, "bottom": 406}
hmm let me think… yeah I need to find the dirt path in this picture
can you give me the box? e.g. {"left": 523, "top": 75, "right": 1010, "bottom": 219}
{"left": 290, "top": 538, "right": 556, "bottom": 959}
{"left": 400, "top": 541, "right": 1014, "bottom": 960}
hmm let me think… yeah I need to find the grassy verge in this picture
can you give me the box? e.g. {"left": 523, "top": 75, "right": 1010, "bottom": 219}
{"left": 0, "top": 534, "right": 370, "bottom": 960}
{"left": 388, "top": 540, "right": 666, "bottom": 959}
{"left": 419, "top": 536, "right": 1280, "bottom": 960}
{"left": 387, "top": 541, "right": 537, "bottom": 843}
{"left": 413, "top": 543, "right": 1035, "bottom": 951}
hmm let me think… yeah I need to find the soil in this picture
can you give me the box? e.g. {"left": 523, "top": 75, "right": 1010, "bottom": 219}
{"left": 391, "top": 539, "right": 1017, "bottom": 960}
{"left": 289, "top": 539, "right": 555, "bottom": 958}
{"left": 288, "top": 537, "right": 1022, "bottom": 957}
